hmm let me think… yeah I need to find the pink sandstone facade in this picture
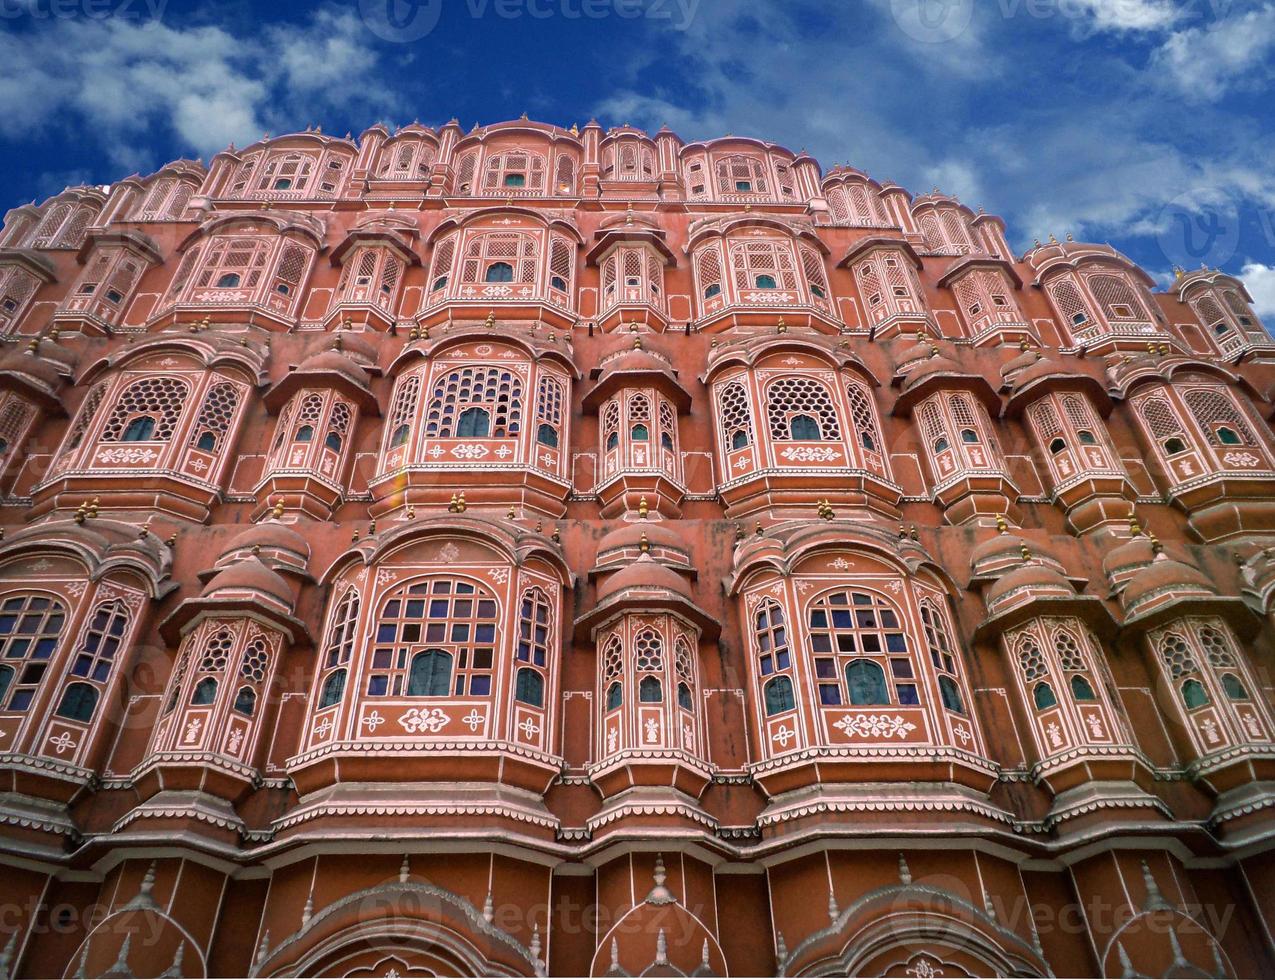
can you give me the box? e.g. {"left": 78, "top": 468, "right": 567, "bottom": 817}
{"left": 0, "top": 118, "right": 1271, "bottom": 977}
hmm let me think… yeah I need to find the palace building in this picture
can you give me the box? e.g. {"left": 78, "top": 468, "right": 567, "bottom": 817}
{"left": 0, "top": 117, "right": 1273, "bottom": 978}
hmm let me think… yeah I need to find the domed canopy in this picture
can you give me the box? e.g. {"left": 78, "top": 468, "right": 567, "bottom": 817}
{"left": 597, "top": 554, "right": 693, "bottom": 603}
{"left": 594, "top": 520, "right": 691, "bottom": 575}
{"left": 582, "top": 346, "right": 691, "bottom": 413}
{"left": 969, "top": 527, "right": 1069, "bottom": 586}
{"left": 577, "top": 555, "right": 717, "bottom": 638}
{"left": 263, "top": 346, "right": 379, "bottom": 414}
{"left": 1121, "top": 554, "right": 1215, "bottom": 618}
{"left": 209, "top": 519, "right": 311, "bottom": 579}
{"left": 201, "top": 556, "right": 295, "bottom": 607}
{"left": 984, "top": 560, "right": 1076, "bottom": 614}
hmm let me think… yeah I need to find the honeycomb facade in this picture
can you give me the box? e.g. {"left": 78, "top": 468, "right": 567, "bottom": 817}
{"left": 0, "top": 118, "right": 1272, "bottom": 977}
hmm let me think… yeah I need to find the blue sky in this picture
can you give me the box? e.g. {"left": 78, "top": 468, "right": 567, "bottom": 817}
{"left": 1, "top": 0, "right": 1273, "bottom": 311}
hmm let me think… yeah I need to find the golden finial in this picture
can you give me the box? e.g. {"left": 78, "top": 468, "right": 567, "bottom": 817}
{"left": 735, "top": 523, "right": 745, "bottom": 542}
{"left": 405, "top": 505, "right": 416, "bottom": 520}
{"left": 535, "top": 520, "right": 543, "bottom": 533}
{"left": 408, "top": 325, "right": 420, "bottom": 341}
{"left": 139, "top": 522, "right": 150, "bottom": 540}
{"left": 448, "top": 493, "right": 459, "bottom": 513}
{"left": 507, "top": 506, "right": 517, "bottom": 520}
{"left": 1020, "top": 544, "right": 1032, "bottom": 561}
{"left": 351, "top": 528, "right": 360, "bottom": 543}
{"left": 271, "top": 497, "right": 285, "bottom": 519}
{"left": 633, "top": 335, "right": 643, "bottom": 350}
{"left": 485, "top": 311, "right": 496, "bottom": 329}
{"left": 456, "top": 491, "right": 466, "bottom": 513}
{"left": 638, "top": 496, "right": 649, "bottom": 518}
{"left": 74, "top": 501, "right": 88, "bottom": 525}
{"left": 165, "top": 532, "right": 178, "bottom": 547}
{"left": 552, "top": 525, "right": 561, "bottom": 543}
{"left": 910, "top": 525, "right": 919, "bottom": 541}
{"left": 1129, "top": 515, "right": 1142, "bottom": 536}
{"left": 548, "top": 331, "right": 556, "bottom": 342}
{"left": 777, "top": 318, "right": 788, "bottom": 334}
{"left": 1150, "top": 533, "right": 1163, "bottom": 556}
{"left": 898, "top": 523, "right": 907, "bottom": 540}
{"left": 88, "top": 497, "right": 99, "bottom": 518}
{"left": 639, "top": 531, "right": 650, "bottom": 554}
{"left": 755, "top": 521, "right": 764, "bottom": 536}
{"left": 368, "top": 519, "right": 377, "bottom": 535}
{"left": 1019, "top": 339, "right": 1029, "bottom": 352}
{"left": 996, "top": 514, "right": 1008, "bottom": 534}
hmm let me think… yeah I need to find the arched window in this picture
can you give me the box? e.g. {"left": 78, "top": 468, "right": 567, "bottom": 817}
{"left": 536, "top": 376, "right": 565, "bottom": 450}
{"left": 0, "top": 595, "right": 66, "bottom": 711}
{"left": 325, "top": 431, "right": 342, "bottom": 452}
{"left": 939, "top": 676, "right": 964, "bottom": 713}
{"left": 767, "top": 377, "right": 840, "bottom": 441}
{"left": 753, "top": 602, "right": 791, "bottom": 677}
{"left": 631, "top": 423, "right": 650, "bottom": 441}
{"left": 192, "top": 677, "right": 217, "bottom": 705}
{"left": 425, "top": 367, "right": 523, "bottom": 439}
{"left": 789, "top": 415, "right": 820, "bottom": 440}
{"left": 845, "top": 382, "right": 884, "bottom": 456}
{"left": 639, "top": 676, "right": 663, "bottom": 703}
{"left": 456, "top": 406, "right": 491, "bottom": 438}
{"left": 606, "top": 681, "right": 623, "bottom": 710}
{"left": 296, "top": 425, "right": 314, "bottom": 442}
{"left": 0, "top": 664, "right": 12, "bottom": 705}
{"left": 846, "top": 659, "right": 889, "bottom": 705}
{"left": 1222, "top": 673, "right": 1248, "bottom": 700}
{"left": 102, "top": 377, "right": 189, "bottom": 443}
{"left": 55, "top": 682, "right": 98, "bottom": 722}
{"left": 515, "top": 667, "right": 544, "bottom": 706}
{"left": 677, "top": 682, "right": 693, "bottom": 711}
{"left": 1070, "top": 675, "right": 1096, "bottom": 701}
{"left": 216, "top": 273, "right": 241, "bottom": 288}
{"left": 516, "top": 588, "right": 551, "bottom": 668}
{"left": 718, "top": 381, "right": 754, "bottom": 452}
{"left": 808, "top": 590, "right": 915, "bottom": 707}
{"left": 62, "top": 599, "right": 129, "bottom": 710}
{"left": 1034, "top": 682, "right": 1057, "bottom": 709}
{"left": 764, "top": 676, "right": 794, "bottom": 715}
{"left": 122, "top": 416, "right": 155, "bottom": 442}
{"left": 485, "top": 262, "right": 514, "bottom": 283}
{"left": 1182, "top": 678, "right": 1208, "bottom": 709}
{"left": 319, "top": 669, "right": 346, "bottom": 709}
{"left": 1183, "top": 388, "right": 1259, "bottom": 450}
{"left": 233, "top": 686, "right": 257, "bottom": 715}
{"left": 373, "top": 578, "right": 499, "bottom": 698}
{"left": 407, "top": 650, "right": 453, "bottom": 697}
{"left": 189, "top": 381, "right": 241, "bottom": 455}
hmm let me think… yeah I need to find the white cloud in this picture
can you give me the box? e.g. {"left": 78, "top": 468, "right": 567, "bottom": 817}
{"left": 1064, "top": 0, "right": 1184, "bottom": 32}
{"left": 1240, "top": 262, "right": 1275, "bottom": 317}
{"left": 0, "top": 9, "right": 398, "bottom": 173}
{"left": 1152, "top": 4, "right": 1275, "bottom": 100}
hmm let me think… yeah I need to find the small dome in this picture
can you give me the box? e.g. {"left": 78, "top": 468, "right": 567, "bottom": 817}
{"left": 598, "top": 521, "right": 685, "bottom": 556}
{"left": 970, "top": 530, "right": 1065, "bottom": 582}
{"left": 1121, "top": 554, "right": 1215, "bottom": 616}
{"left": 999, "top": 346, "right": 1041, "bottom": 384}
{"left": 201, "top": 556, "right": 294, "bottom": 607}
{"left": 219, "top": 520, "right": 311, "bottom": 569}
{"left": 331, "top": 329, "right": 378, "bottom": 366}
{"left": 901, "top": 353, "right": 962, "bottom": 393}
{"left": 597, "top": 555, "right": 693, "bottom": 603}
{"left": 295, "top": 349, "right": 371, "bottom": 388}
{"left": 1008, "top": 355, "right": 1071, "bottom": 391}
{"left": 985, "top": 561, "right": 1075, "bottom": 614}
{"left": 0, "top": 347, "right": 63, "bottom": 388}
